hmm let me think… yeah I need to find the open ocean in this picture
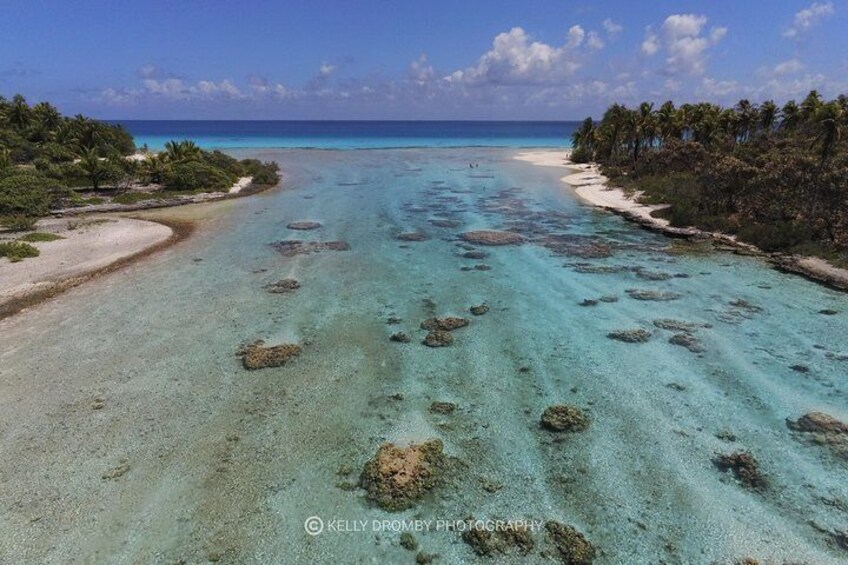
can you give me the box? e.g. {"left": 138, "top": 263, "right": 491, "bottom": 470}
{"left": 114, "top": 120, "right": 578, "bottom": 150}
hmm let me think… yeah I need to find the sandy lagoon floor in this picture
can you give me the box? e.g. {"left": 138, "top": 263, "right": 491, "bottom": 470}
{"left": 0, "top": 148, "right": 847, "bottom": 564}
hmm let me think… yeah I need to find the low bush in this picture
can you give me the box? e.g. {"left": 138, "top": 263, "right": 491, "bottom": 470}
{"left": 0, "top": 241, "right": 40, "bottom": 262}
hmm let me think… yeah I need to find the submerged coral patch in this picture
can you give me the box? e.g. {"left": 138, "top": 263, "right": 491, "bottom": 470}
{"left": 271, "top": 240, "right": 350, "bottom": 256}
{"left": 286, "top": 221, "right": 322, "bottom": 230}
{"left": 607, "top": 329, "right": 652, "bottom": 343}
{"left": 421, "top": 317, "right": 469, "bottom": 331}
{"left": 460, "top": 230, "right": 525, "bottom": 246}
{"left": 626, "top": 289, "right": 683, "bottom": 301}
{"left": 423, "top": 330, "right": 453, "bottom": 347}
{"left": 359, "top": 439, "right": 447, "bottom": 511}
{"left": 238, "top": 340, "right": 302, "bottom": 370}
{"left": 541, "top": 405, "right": 590, "bottom": 433}
{"left": 545, "top": 521, "right": 596, "bottom": 564}
{"left": 712, "top": 451, "right": 768, "bottom": 490}
{"left": 264, "top": 278, "right": 300, "bottom": 293}
{"left": 397, "top": 231, "right": 429, "bottom": 241}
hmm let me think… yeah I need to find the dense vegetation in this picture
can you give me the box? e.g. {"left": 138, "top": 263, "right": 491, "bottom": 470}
{"left": 0, "top": 94, "right": 280, "bottom": 229}
{"left": 571, "top": 90, "right": 848, "bottom": 258}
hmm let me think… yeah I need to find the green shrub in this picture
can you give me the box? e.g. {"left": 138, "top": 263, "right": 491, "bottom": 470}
{"left": 162, "top": 161, "right": 235, "bottom": 192}
{"left": 570, "top": 146, "right": 593, "bottom": 164}
{"left": 0, "top": 241, "right": 40, "bottom": 262}
{"left": 203, "top": 150, "right": 244, "bottom": 176}
{"left": 18, "top": 231, "right": 64, "bottom": 242}
{"left": 0, "top": 172, "right": 63, "bottom": 216}
{"left": 0, "top": 214, "right": 38, "bottom": 231}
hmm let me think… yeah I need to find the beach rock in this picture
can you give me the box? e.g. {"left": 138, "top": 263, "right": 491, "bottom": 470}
{"left": 286, "top": 221, "right": 322, "bottom": 230}
{"left": 545, "top": 521, "right": 596, "bottom": 565}
{"left": 271, "top": 240, "right": 349, "bottom": 256}
{"left": 470, "top": 304, "right": 489, "bottom": 316}
{"left": 397, "top": 231, "right": 428, "bottom": 242}
{"left": 390, "top": 332, "right": 412, "bottom": 343}
{"left": 460, "top": 230, "right": 524, "bottom": 246}
{"left": 423, "top": 330, "right": 453, "bottom": 347}
{"left": 359, "top": 439, "right": 447, "bottom": 511}
{"left": 238, "top": 340, "right": 302, "bottom": 370}
{"left": 540, "top": 405, "right": 590, "bottom": 433}
{"left": 626, "top": 289, "right": 683, "bottom": 301}
{"left": 462, "top": 250, "right": 488, "bottom": 260}
{"left": 462, "top": 521, "right": 534, "bottom": 557}
{"left": 265, "top": 278, "right": 300, "bottom": 293}
{"left": 607, "top": 329, "right": 651, "bottom": 343}
{"left": 668, "top": 333, "right": 705, "bottom": 353}
{"left": 421, "top": 317, "right": 469, "bottom": 331}
{"left": 712, "top": 451, "right": 768, "bottom": 490}
{"left": 430, "top": 402, "right": 456, "bottom": 415}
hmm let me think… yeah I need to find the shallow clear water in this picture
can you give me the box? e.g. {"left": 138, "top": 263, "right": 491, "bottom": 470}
{"left": 1, "top": 148, "right": 847, "bottom": 563}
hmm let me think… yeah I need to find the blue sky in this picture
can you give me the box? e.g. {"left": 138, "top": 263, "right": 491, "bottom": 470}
{"left": 1, "top": 0, "right": 846, "bottom": 119}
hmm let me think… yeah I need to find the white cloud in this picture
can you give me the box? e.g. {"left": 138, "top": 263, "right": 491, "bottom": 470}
{"left": 641, "top": 30, "right": 660, "bottom": 56}
{"left": 773, "top": 58, "right": 804, "bottom": 75}
{"left": 409, "top": 53, "right": 435, "bottom": 83}
{"left": 567, "top": 25, "right": 585, "bottom": 48}
{"left": 784, "top": 2, "right": 834, "bottom": 38}
{"left": 602, "top": 18, "right": 623, "bottom": 37}
{"left": 447, "top": 26, "right": 586, "bottom": 86}
{"left": 699, "top": 77, "right": 738, "bottom": 97}
{"left": 587, "top": 31, "right": 604, "bottom": 50}
{"left": 643, "top": 14, "right": 726, "bottom": 75}
{"left": 319, "top": 62, "right": 337, "bottom": 76}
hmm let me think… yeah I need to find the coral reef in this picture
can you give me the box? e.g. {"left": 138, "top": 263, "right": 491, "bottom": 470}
{"left": 787, "top": 412, "right": 848, "bottom": 459}
{"left": 390, "top": 332, "right": 412, "bottom": 343}
{"left": 545, "top": 521, "right": 596, "bottom": 564}
{"left": 286, "top": 221, "right": 322, "bottom": 230}
{"left": 470, "top": 304, "right": 489, "bottom": 316}
{"left": 238, "top": 340, "right": 302, "bottom": 370}
{"left": 264, "top": 278, "right": 300, "bottom": 293}
{"left": 359, "top": 439, "right": 446, "bottom": 511}
{"left": 423, "top": 330, "right": 453, "bottom": 347}
{"left": 462, "top": 250, "right": 488, "bottom": 260}
{"left": 668, "top": 333, "right": 705, "bottom": 353}
{"left": 460, "top": 230, "right": 525, "bottom": 246}
{"left": 541, "top": 405, "right": 590, "bottom": 433}
{"left": 607, "top": 329, "right": 652, "bottom": 343}
{"left": 626, "top": 289, "right": 683, "bottom": 301}
{"left": 430, "top": 402, "right": 457, "bottom": 414}
{"left": 271, "top": 240, "right": 349, "bottom": 256}
{"left": 712, "top": 451, "right": 768, "bottom": 490}
{"left": 462, "top": 522, "right": 534, "bottom": 556}
{"left": 421, "top": 317, "right": 469, "bottom": 331}
{"left": 397, "top": 231, "right": 428, "bottom": 241}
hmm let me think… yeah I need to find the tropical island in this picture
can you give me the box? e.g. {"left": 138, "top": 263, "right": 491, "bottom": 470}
{"left": 569, "top": 91, "right": 848, "bottom": 280}
{"left": 0, "top": 94, "right": 280, "bottom": 316}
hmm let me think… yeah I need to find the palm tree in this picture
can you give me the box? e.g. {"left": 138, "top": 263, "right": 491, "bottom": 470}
{"left": 163, "top": 140, "right": 202, "bottom": 163}
{"left": 734, "top": 99, "right": 759, "bottom": 142}
{"left": 759, "top": 100, "right": 779, "bottom": 133}
{"left": 814, "top": 101, "right": 843, "bottom": 165}
{"left": 780, "top": 100, "right": 800, "bottom": 131}
{"left": 140, "top": 153, "right": 170, "bottom": 184}
{"left": 78, "top": 148, "right": 113, "bottom": 191}
{"left": 656, "top": 101, "right": 681, "bottom": 142}
{"left": 7, "top": 94, "right": 31, "bottom": 130}
{"left": 571, "top": 118, "right": 595, "bottom": 155}
{"left": 800, "top": 90, "right": 823, "bottom": 122}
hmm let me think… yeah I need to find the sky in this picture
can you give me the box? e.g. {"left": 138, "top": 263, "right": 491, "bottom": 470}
{"left": 1, "top": 0, "right": 847, "bottom": 120}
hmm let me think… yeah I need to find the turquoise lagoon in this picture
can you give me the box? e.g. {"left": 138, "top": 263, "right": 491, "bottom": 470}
{"left": 0, "top": 147, "right": 847, "bottom": 563}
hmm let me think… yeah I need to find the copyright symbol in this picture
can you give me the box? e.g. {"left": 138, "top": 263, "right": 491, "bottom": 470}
{"left": 304, "top": 516, "right": 324, "bottom": 536}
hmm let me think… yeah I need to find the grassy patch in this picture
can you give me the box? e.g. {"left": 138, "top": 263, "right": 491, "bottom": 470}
{"left": 18, "top": 232, "right": 65, "bottom": 242}
{"left": 0, "top": 241, "right": 40, "bottom": 262}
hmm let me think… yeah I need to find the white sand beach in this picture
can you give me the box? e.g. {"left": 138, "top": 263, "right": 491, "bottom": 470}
{"left": 0, "top": 217, "right": 173, "bottom": 316}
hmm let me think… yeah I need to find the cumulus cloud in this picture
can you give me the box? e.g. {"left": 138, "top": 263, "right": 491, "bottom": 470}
{"left": 409, "top": 53, "right": 435, "bottom": 84}
{"left": 447, "top": 26, "right": 593, "bottom": 86}
{"left": 773, "top": 58, "right": 804, "bottom": 75}
{"left": 642, "top": 14, "right": 727, "bottom": 75}
{"left": 587, "top": 31, "right": 604, "bottom": 50}
{"left": 784, "top": 2, "right": 834, "bottom": 38}
{"left": 319, "top": 62, "right": 337, "bottom": 76}
{"left": 602, "top": 18, "right": 623, "bottom": 37}
{"left": 699, "top": 77, "right": 738, "bottom": 97}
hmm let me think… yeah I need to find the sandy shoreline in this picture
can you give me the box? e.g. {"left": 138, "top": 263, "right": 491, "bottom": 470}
{"left": 516, "top": 149, "right": 848, "bottom": 291}
{"left": 0, "top": 217, "right": 188, "bottom": 320}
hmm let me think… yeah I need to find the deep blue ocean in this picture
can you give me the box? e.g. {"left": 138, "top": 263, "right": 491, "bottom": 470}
{"left": 113, "top": 120, "right": 577, "bottom": 150}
